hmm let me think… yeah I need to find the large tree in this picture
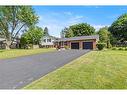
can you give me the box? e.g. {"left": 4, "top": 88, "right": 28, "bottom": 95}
{"left": 0, "top": 6, "right": 38, "bottom": 49}
{"left": 98, "top": 27, "right": 112, "bottom": 48}
{"left": 69, "top": 23, "right": 95, "bottom": 37}
{"left": 20, "top": 26, "right": 44, "bottom": 46}
{"left": 109, "top": 13, "right": 127, "bottom": 42}
{"left": 61, "top": 27, "right": 74, "bottom": 38}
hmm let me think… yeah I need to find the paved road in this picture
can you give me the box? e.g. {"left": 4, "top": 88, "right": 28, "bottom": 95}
{"left": 0, "top": 50, "right": 90, "bottom": 89}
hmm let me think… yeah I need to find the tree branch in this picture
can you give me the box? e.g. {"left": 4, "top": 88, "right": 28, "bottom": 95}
{"left": 11, "top": 23, "right": 26, "bottom": 44}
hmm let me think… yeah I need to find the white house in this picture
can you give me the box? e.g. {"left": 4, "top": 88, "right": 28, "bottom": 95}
{"left": 40, "top": 35, "right": 57, "bottom": 48}
{"left": 0, "top": 38, "right": 6, "bottom": 49}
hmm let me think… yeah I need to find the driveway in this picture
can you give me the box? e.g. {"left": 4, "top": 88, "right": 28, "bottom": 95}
{"left": 0, "top": 50, "right": 90, "bottom": 89}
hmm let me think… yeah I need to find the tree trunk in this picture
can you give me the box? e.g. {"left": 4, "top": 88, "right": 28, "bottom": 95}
{"left": 5, "top": 40, "right": 11, "bottom": 50}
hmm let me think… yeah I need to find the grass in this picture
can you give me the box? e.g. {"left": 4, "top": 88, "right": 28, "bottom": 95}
{"left": 0, "top": 48, "right": 55, "bottom": 59}
{"left": 24, "top": 50, "right": 127, "bottom": 89}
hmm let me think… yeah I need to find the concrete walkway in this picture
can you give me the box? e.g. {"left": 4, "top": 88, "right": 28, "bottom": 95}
{"left": 0, "top": 50, "right": 90, "bottom": 89}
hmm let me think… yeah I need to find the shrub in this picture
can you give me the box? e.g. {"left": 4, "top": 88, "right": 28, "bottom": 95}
{"left": 64, "top": 45, "right": 69, "bottom": 50}
{"left": 96, "top": 43, "right": 106, "bottom": 50}
{"left": 112, "top": 47, "right": 117, "bottom": 50}
{"left": 125, "top": 48, "right": 127, "bottom": 51}
{"left": 28, "top": 44, "right": 33, "bottom": 49}
{"left": 118, "top": 47, "right": 124, "bottom": 50}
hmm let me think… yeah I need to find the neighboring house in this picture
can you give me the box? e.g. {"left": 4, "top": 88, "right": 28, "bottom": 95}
{"left": 0, "top": 38, "right": 6, "bottom": 49}
{"left": 54, "top": 35, "right": 99, "bottom": 50}
{"left": 40, "top": 35, "right": 57, "bottom": 48}
{"left": 0, "top": 37, "right": 20, "bottom": 49}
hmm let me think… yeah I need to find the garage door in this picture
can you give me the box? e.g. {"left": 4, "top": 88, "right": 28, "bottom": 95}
{"left": 83, "top": 42, "right": 93, "bottom": 49}
{"left": 71, "top": 42, "right": 79, "bottom": 49}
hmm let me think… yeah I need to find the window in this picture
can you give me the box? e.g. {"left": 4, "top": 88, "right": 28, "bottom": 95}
{"left": 47, "top": 39, "right": 51, "bottom": 42}
{"left": 43, "top": 39, "right": 46, "bottom": 42}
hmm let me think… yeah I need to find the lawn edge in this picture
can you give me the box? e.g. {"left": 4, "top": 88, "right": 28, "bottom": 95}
{"left": 0, "top": 48, "right": 56, "bottom": 60}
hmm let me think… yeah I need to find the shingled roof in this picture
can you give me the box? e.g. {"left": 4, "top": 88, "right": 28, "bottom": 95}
{"left": 55, "top": 35, "right": 99, "bottom": 42}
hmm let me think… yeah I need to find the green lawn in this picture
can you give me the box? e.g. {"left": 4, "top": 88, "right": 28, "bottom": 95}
{"left": 24, "top": 50, "right": 127, "bottom": 89}
{"left": 0, "top": 48, "right": 55, "bottom": 59}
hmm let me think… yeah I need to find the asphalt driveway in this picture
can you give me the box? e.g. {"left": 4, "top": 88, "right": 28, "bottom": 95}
{"left": 0, "top": 50, "right": 90, "bottom": 89}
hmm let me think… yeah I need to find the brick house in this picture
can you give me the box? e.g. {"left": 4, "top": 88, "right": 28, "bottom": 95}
{"left": 54, "top": 35, "right": 99, "bottom": 50}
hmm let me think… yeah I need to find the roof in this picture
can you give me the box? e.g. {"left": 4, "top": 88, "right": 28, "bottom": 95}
{"left": 43, "top": 35, "right": 58, "bottom": 39}
{"left": 55, "top": 35, "right": 99, "bottom": 42}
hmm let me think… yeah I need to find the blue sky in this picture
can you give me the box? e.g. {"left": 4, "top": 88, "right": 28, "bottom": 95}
{"left": 33, "top": 6, "right": 127, "bottom": 37}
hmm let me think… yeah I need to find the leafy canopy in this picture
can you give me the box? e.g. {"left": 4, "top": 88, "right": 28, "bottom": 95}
{"left": 0, "top": 6, "right": 38, "bottom": 42}
{"left": 62, "top": 23, "right": 95, "bottom": 38}
{"left": 109, "top": 13, "right": 127, "bottom": 41}
{"left": 70, "top": 23, "right": 95, "bottom": 37}
{"left": 20, "top": 26, "right": 44, "bottom": 45}
{"left": 98, "top": 27, "right": 112, "bottom": 48}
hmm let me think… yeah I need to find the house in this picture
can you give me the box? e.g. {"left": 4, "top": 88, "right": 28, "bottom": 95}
{"left": 0, "top": 38, "right": 6, "bottom": 49}
{"left": 54, "top": 35, "right": 99, "bottom": 50}
{"left": 40, "top": 35, "right": 57, "bottom": 48}
{"left": 0, "top": 37, "right": 20, "bottom": 49}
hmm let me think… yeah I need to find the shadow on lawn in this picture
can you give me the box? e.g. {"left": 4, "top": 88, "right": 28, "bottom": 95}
{"left": 0, "top": 50, "right": 4, "bottom": 52}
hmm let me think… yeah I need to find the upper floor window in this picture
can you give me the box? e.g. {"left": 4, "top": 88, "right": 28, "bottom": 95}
{"left": 43, "top": 39, "right": 46, "bottom": 42}
{"left": 47, "top": 39, "right": 51, "bottom": 42}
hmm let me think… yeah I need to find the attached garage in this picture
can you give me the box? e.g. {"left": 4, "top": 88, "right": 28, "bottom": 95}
{"left": 55, "top": 35, "right": 99, "bottom": 50}
{"left": 71, "top": 42, "right": 79, "bottom": 49}
{"left": 83, "top": 42, "right": 93, "bottom": 49}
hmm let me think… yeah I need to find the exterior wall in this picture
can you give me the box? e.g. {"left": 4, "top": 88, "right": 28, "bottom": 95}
{"left": 92, "top": 39, "right": 97, "bottom": 49}
{"left": 67, "top": 41, "right": 71, "bottom": 49}
{"left": 40, "top": 36, "right": 55, "bottom": 47}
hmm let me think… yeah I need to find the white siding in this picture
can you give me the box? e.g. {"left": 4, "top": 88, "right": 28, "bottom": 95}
{"left": 40, "top": 36, "right": 55, "bottom": 45}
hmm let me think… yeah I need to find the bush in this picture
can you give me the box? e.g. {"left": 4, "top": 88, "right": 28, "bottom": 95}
{"left": 112, "top": 47, "right": 117, "bottom": 50}
{"left": 118, "top": 47, "right": 124, "bottom": 50}
{"left": 28, "top": 44, "right": 33, "bottom": 49}
{"left": 96, "top": 43, "right": 106, "bottom": 50}
{"left": 125, "top": 48, "right": 127, "bottom": 51}
{"left": 64, "top": 45, "right": 69, "bottom": 50}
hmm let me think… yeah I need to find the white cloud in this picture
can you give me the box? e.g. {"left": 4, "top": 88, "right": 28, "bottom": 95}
{"left": 63, "top": 12, "right": 73, "bottom": 16}
{"left": 67, "top": 15, "right": 85, "bottom": 25}
{"left": 93, "top": 24, "right": 110, "bottom": 31}
{"left": 107, "top": 14, "right": 119, "bottom": 19}
{"left": 39, "top": 15, "right": 43, "bottom": 21}
{"left": 119, "top": 8, "right": 127, "bottom": 11}
{"left": 95, "top": 6, "right": 99, "bottom": 8}
{"left": 73, "top": 15, "right": 84, "bottom": 20}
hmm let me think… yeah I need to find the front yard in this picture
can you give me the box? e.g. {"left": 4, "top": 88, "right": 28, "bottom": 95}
{"left": 24, "top": 50, "right": 127, "bottom": 89}
{"left": 0, "top": 48, "right": 55, "bottom": 59}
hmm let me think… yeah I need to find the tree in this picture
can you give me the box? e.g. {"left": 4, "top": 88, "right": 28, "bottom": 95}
{"left": 98, "top": 27, "right": 112, "bottom": 48}
{"left": 20, "top": 26, "right": 44, "bottom": 47}
{"left": 44, "top": 27, "right": 49, "bottom": 36}
{"left": 65, "top": 28, "right": 74, "bottom": 38}
{"left": 98, "top": 27, "right": 109, "bottom": 42}
{"left": 60, "top": 29, "right": 65, "bottom": 38}
{"left": 0, "top": 6, "right": 38, "bottom": 49}
{"left": 69, "top": 23, "right": 95, "bottom": 37}
{"left": 61, "top": 27, "right": 73, "bottom": 38}
{"left": 109, "top": 13, "right": 127, "bottom": 42}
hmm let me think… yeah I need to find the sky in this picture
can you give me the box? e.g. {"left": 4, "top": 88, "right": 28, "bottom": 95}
{"left": 33, "top": 6, "right": 127, "bottom": 37}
